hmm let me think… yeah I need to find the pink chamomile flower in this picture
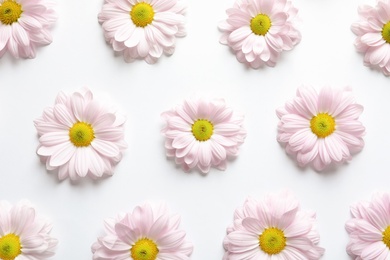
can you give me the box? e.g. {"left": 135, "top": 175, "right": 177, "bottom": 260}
{"left": 91, "top": 201, "right": 193, "bottom": 260}
{"left": 0, "top": 200, "right": 57, "bottom": 260}
{"left": 34, "top": 88, "right": 127, "bottom": 181}
{"left": 223, "top": 191, "right": 325, "bottom": 259}
{"left": 98, "top": 0, "right": 186, "bottom": 64}
{"left": 161, "top": 97, "right": 246, "bottom": 174}
{"left": 351, "top": 0, "right": 390, "bottom": 76}
{"left": 346, "top": 192, "right": 390, "bottom": 259}
{"left": 0, "top": 0, "right": 56, "bottom": 58}
{"left": 218, "top": 0, "right": 301, "bottom": 68}
{"left": 276, "top": 85, "right": 365, "bottom": 171}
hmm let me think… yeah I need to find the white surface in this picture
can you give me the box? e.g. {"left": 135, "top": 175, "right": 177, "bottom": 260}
{"left": 0, "top": 0, "right": 389, "bottom": 259}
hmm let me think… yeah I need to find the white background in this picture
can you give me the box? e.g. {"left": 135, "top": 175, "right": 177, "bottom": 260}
{"left": 0, "top": 0, "right": 389, "bottom": 259}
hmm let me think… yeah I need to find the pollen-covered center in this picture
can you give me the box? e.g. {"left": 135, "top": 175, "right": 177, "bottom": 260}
{"left": 383, "top": 226, "right": 390, "bottom": 248}
{"left": 382, "top": 21, "right": 390, "bottom": 43}
{"left": 259, "top": 227, "right": 286, "bottom": 255}
{"left": 192, "top": 119, "right": 214, "bottom": 141}
{"left": 69, "top": 122, "right": 95, "bottom": 147}
{"left": 130, "top": 238, "right": 159, "bottom": 260}
{"left": 250, "top": 14, "right": 272, "bottom": 36}
{"left": 0, "top": 0, "right": 22, "bottom": 25}
{"left": 130, "top": 2, "right": 154, "bottom": 27}
{"left": 0, "top": 234, "right": 22, "bottom": 260}
{"left": 310, "top": 113, "right": 336, "bottom": 138}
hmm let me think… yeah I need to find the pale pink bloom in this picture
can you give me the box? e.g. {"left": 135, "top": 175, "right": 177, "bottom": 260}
{"left": 276, "top": 86, "right": 365, "bottom": 171}
{"left": 0, "top": 0, "right": 56, "bottom": 58}
{"left": 161, "top": 97, "right": 246, "bottom": 174}
{"left": 34, "top": 89, "right": 127, "bottom": 181}
{"left": 351, "top": 0, "right": 390, "bottom": 76}
{"left": 98, "top": 0, "right": 186, "bottom": 64}
{"left": 92, "top": 202, "right": 193, "bottom": 260}
{"left": 223, "top": 191, "right": 325, "bottom": 259}
{"left": 218, "top": 0, "right": 301, "bottom": 68}
{"left": 0, "top": 200, "right": 57, "bottom": 260}
{"left": 346, "top": 192, "right": 390, "bottom": 259}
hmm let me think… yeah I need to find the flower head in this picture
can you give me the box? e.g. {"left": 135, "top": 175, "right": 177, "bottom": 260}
{"left": 223, "top": 191, "right": 325, "bottom": 259}
{"left": 0, "top": 200, "right": 57, "bottom": 259}
{"left": 161, "top": 97, "right": 246, "bottom": 174}
{"left": 346, "top": 192, "right": 390, "bottom": 259}
{"left": 0, "top": 0, "right": 56, "bottom": 58}
{"left": 218, "top": 0, "right": 301, "bottom": 68}
{"left": 91, "top": 202, "right": 193, "bottom": 260}
{"left": 276, "top": 86, "right": 365, "bottom": 171}
{"left": 34, "top": 88, "right": 127, "bottom": 180}
{"left": 352, "top": 0, "right": 390, "bottom": 76}
{"left": 98, "top": 0, "right": 186, "bottom": 64}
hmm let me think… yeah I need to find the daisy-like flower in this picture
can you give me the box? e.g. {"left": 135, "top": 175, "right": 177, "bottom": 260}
{"left": 91, "top": 202, "right": 193, "bottom": 260}
{"left": 218, "top": 0, "right": 301, "bottom": 68}
{"left": 0, "top": 0, "right": 56, "bottom": 58}
{"left": 223, "top": 191, "right": 325, "bottom": 259}
{"left": 276, "top": 86, "right": 365, "bottom": 171}
{"left": 34, "top": 88, "right": 127, "bottom": 181}
{"left": 0, "top": 200, "right": 57, "bottom": 260}
{"left": 98, "top": 0, "right": 186, "bottom": 64}
{"left": 161, "top": 97, "right": 246, "bottom": 174}
{"left": 351, "top": 0, "right": 390, "bottom": 76}
{"left": 346, "top": 192, "right": 390, "bottom": 259}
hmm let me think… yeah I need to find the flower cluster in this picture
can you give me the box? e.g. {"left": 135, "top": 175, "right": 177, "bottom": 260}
{"left": 218, "top": 0, "right": 301, "bottom": 68}
{"left": 277, "top": 86, "right": 365, "bottom": 171}
{"left": 352, "top": 0, "right": 390, "bottom": 76}
{"left": 0, "top": 200, "right": 57, "bottom": 259}
{"left": 0, "top": 0, "right": 56, "bottom": 58}
{"left": 162, "top": 97, "right": 246, "bottom": 174}
{"left": 34, "top": 89, "right": 127, "bottom": 180}
{"left": 223, "top": 191, "right": 325, "bottom": 259}
{"left": 92, "top": 202, "right": 193, "bottom": 260}
{"left": 98, "top": 0, "right": 186, "bottom": 64}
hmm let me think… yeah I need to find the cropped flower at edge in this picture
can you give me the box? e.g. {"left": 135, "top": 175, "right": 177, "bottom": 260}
{"left": 351, "top": 0, "right": 390, "bottom": 76}
{"left": 98, "top": 0, "right": 186, "bottom": 64}
{"left": 0, "top": 200, "right": 57, "bottom": 260}
{"left": 34, "top": 88, "right": 127, "bottom": 181}
{"left": 346, "top": 192, "right": 390, "bottom": 259}
{"left": 276, "top": 86, "right": 365, "bottom": 171}
{"left": 218, "top": 0, "right": 301, "bottom": 68}
{"left": 161, "top": 97, "right": 246, "bottom": 174}
{"left": 0, "top": 0, "right": 56, "bottom": 58}
{"left": 91, "top": 202, "right": 193, "bottom": 260}
{"left": 223, "top": 191, "right": 325, "bottom": 259}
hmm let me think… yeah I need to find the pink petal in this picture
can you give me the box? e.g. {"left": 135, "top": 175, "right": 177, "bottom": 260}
{"left": 91, "top": 139, "right": 120, "bottom": 157}
{"left": 0, "top": 25, "right": 11, "bottom": 50}
{"left": 156, "top": 230, "right": 186, "bottom": 249}
{"left": 198, "top": 142, "right": 211, "bottom": 167}
{"left": 74, "top": 148, "right": 89, "bottom": 177}
{"left": 12, "top": 23, "right": 29, "bottom": 47}
{"left": 172, "top": 134, "right": 194, "bottom": 149}
{"left": 39, "top": 132, "right": 69, "bottom": 146}
{"left": 70, "top": 92, "right": 85, "bottom": 122}
{"left": 49, "top": 143, "right": 76, "bottom": 167}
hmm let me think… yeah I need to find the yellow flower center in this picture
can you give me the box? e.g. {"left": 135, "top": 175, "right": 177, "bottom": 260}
{"left": 310, "top": 113, "right": 336, "bottom": 138}
{"left": 130, "top": 2, "right": 154, "bottom": 27}
{"left": 0, "top": 234, "right": 22, "bottom": 260}
{"left": 383, "top": 226, "right": 390, "bottom": 248}
{"left": 250, "top": 14, "right": 271, "bottom": 36}
{"left": 259, "top": 227, "right": 286, "bottom": 255}
{"left": 382, "top": 21, "right": 390, "bottom": 44}
{"left": 130, "top": 238, "right": 159, "bottom": 260}
{"left": 0, "top": 0, "right": 22, "bottom": 25}
{"left": 69, "top": 122, "right": 95, "bottom": 147}
{"left": 191, "top": 119, "right": 214, "bottom": 141}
